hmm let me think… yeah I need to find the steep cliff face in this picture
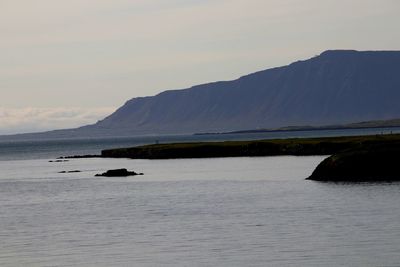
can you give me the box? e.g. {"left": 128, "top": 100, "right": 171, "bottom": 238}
{"left": 90, "top": 50, "right": 400, "bottom": 135}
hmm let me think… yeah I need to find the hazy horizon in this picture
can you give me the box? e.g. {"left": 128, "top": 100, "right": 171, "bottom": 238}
{"left": 1, "top": 0, "right": 400, "bottom": 134}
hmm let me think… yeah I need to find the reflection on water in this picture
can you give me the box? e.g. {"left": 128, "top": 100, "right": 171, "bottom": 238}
{"left": 1, "top": 156, "right": 400, "bottom": 266}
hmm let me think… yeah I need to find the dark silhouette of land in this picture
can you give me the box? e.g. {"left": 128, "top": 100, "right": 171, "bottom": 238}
{"left": 100, "top": 134, "right": 400, "bottom": 182}
{"left": 307, "top": 142, "right": 400, "bottom": 182}
{"left": 95, "top": 168, "right": 143, "bottom": 177}
{"left": 101, "top": 133, "right": 400, "bottom": 159}
{"left": 194, "top": 118, "right": 400, "bottom": 135}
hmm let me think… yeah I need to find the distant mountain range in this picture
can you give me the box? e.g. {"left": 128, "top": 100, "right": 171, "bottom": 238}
{"left": 3, "top": 49, "right": 400, "bottom": 139}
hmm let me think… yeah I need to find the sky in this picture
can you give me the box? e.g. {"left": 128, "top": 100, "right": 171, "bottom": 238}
{"left": 1, "top": 0, "right": 399, "bottom": 134}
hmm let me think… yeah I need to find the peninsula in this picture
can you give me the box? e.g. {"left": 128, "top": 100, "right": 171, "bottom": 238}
{"left": 100, "top": 133, "right": 400, "bottom": 182}
{"left": 101, "top": 133, "right": 400, "bottom": 159}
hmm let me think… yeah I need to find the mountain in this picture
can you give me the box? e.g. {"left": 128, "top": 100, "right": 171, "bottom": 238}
{"left": 3, "top": 49, "right": 400, "bottom": 139}
{"left": 91, "top": 50, "right": 400, "bottom": 135}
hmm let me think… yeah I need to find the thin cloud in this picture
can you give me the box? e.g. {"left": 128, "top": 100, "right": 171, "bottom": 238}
{"left": 0, "top": 107, "right": 115, "bottom": 135}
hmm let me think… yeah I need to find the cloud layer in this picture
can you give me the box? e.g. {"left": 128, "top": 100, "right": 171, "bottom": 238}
{"left": 0, "top": 107, "right": 115, "bottom": 135}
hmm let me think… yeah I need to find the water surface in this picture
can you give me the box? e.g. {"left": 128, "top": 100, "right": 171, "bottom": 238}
{"left": 1, "top": 156, "right": 400, "bottom": 266}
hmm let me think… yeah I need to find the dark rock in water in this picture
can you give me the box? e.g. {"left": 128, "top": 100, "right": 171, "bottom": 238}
{"left": 58, "top": 155, "right": 101, "bottom": 159}
{"left": 95, "top": 168, "right": 143, "bottom": 177}
{"left": 59, "top": 170, "right": 81, "bottom": 173}
{"left": 307, "top": 143, "right": 400, "bottom": 182}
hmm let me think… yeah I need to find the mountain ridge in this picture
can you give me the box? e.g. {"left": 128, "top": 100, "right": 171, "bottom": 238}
{"left": 93, "top": 49, "right": 400, "bottom": 135}
{"left": 2, "top": 49, "right": 400, "bottom": 139}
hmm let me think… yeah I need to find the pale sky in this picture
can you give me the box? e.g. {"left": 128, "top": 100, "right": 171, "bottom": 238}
{"left": 1, "top": 0, "right": 399, "bottom": 134}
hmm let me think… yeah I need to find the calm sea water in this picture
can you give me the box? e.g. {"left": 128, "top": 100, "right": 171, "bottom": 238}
{"left": 1, "top": 128, "right": 400, "bottom": 266}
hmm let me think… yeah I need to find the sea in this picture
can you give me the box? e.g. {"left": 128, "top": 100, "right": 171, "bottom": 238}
{"left": 1, "top": 127, "right": 400, "bottom": 266}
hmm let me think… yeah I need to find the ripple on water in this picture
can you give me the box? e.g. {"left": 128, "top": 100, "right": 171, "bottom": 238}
{"left": 1, "top": 156, "right": 400, "bottom": 266}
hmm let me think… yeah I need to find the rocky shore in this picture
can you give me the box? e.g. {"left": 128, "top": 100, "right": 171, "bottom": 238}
{"left": 307, "top": 142, "right": 400, "bottom": 182}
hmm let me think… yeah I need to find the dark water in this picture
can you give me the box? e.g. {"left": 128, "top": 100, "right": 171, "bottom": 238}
{"left": 0, "top": 127, "right": 399, "bottom": 161}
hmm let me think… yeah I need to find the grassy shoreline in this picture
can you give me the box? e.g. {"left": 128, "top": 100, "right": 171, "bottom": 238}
{"left": 101, "top": 133, "right": 400, "bottom": 159}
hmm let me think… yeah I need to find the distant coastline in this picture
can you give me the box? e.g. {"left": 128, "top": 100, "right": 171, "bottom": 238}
{"left": 194, "top": 118, "right": 400, "bottom": 136}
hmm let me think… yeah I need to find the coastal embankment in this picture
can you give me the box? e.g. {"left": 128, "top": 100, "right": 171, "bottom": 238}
{"left": 101, "top": 134, "right": 400, "bottom": 159}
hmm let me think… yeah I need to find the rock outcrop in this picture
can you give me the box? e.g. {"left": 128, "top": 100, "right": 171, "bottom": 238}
{"left": 307, "top": 143, "right": 400, "bottom": 182}
{"left": 95, "top": 168, "right": 143, "bottom": 177}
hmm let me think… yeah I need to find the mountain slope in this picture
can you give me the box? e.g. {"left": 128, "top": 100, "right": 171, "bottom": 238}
{"left": 2, "top": 49, "right": 400, "bottom": 140}
{"left": 90, "top": 50, "right": 400, "bottom": 135}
